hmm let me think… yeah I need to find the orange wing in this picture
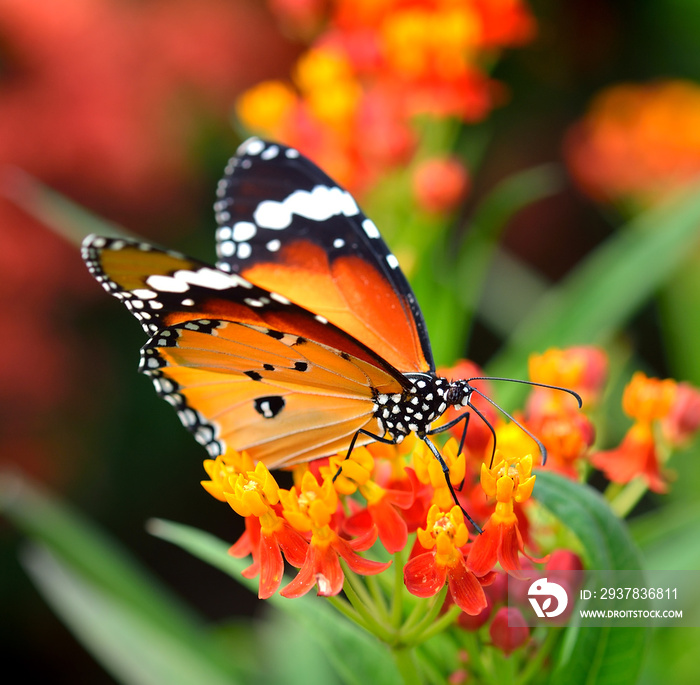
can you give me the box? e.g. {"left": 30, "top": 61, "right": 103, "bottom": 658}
{"left": 142, "top": 319, "right": 394, "bottom": 466}
{"left": 214, "top": 138, "right": 434, "bottom": 374}
{"left": 83, "top": 234, "right": 404, "bottom": 464}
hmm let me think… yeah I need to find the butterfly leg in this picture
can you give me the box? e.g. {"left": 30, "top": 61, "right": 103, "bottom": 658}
{"left": 427, "top": 411, "right": 471, "bottom": 456}
{"left": 427, "top": 412, "right": 471, "bottom": 492}
{"left": 332, "top": 428, "right": 398, "bottom": 483}
{"left": 421, "top": 436, "right": 483, "bottom": 534}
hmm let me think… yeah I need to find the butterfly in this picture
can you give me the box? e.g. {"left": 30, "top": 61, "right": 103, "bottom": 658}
{"left": 82, "top": 137, "right": 576, "bottom": 525}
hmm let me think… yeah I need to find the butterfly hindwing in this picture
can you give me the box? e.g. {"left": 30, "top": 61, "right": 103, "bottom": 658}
{"left": 214, "top": 138, "right": 434, "bottom": 374}
{"left": 141, "top": 319, "right": 394, "bottom": 466}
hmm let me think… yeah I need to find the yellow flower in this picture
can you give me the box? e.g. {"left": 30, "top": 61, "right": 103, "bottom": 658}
{"left": 322, "top": 447, "right": 375, "bottom": 496}
{"left": 200, "top": 450, "right": 254, "bottom": 501}
{"left": 226, "top": 462, "right": 281, "bottom": 519}
{"left": 279, "top": 470, "right": 338, "bottom": 535}
{"left": 235, "top": 80, "right": 297, "bottom": 135}
{"left": 417, "top": 504, "right": 469, "bottom": 568}
{"left": 480, "top": 452, "right": 535, "bottom": 526}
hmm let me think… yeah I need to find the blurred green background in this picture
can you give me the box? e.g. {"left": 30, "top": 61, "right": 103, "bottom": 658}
{"left": 2, "top": 1, "right": 700, "bottom": 682}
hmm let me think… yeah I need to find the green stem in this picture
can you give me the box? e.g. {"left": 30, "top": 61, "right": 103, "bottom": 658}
{"left": 401, "top": 586, "right": 449, "bottom": 646}
{"left": 460, "top": 631, "right": 496, "bottom": 685}
{"left": 366, "top": 574, "right": 390, "bottom": 621}
{"left": 325, "top": 594, "right": 371, "bottom": 632}
{"left": 343, "top": 564, "right": 376, "bottom": 609}
{"left": 391, "top": 645, "right": 423, "bottom": 685}
{"left": 606, "top": 477, "right": 649, "bottom": 518}
{"left": 515, "top": 628, "right": 560, "bottom": 685}
{"left": 343, "top": 572, "right": 394, "bottom": 643}
{"left": 413, "top": 603, "right": 461, "bottom": 644}
{"left": 401, "top": 595, "right": 430, "bottom": 633}
{"left": 391, "top": 548, "right": 406, "bottom": 627}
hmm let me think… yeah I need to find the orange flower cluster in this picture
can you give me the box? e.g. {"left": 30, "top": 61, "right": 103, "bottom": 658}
{"left": 200, "top": 347, "right": 699, "bottom": 636}
{"left": 200, "top": 347, "right": 634, "bottom": 624}
{"left": 237, "top": 0, "right": 535, "bottom": 194}
{"left": 591, "top": 372, "right": 700, "bottom": 493}
{"left": 565, "top": 80, "right": 700, "bottom": 208}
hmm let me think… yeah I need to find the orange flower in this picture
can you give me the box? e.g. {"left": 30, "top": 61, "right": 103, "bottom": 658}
{"left": 622, "top": 372, "right": 677, "bottom": 423}
{"left": 565, "top": 79, "right": 700, "bottom": 207}
{"left": 467, "top": 452, "right": 543, "bottom": 577}
{"left": 590, "top": 372, "right": 678, "bottom": 493}
{"left": 590, "top": 421, "right": 668, "bottom": 493}
{"left": 235, "top": 80, "right": 298, "bottom": 137}
{"left": 528, "top": 346, "right": 608, "bottom": 410}
{"left": 404, "top": 505, "right": 488, "bottom": 615}
{"left": 279, "top": 471, "right": 391, "bottom": 597}
{"left": 214, "top": 460, "right": 308, "bottom": 599}
{"left": 528, "top": 412, "right": 595, "bottom": 479}
{"left": 413, "top": 438, "right": 467, "bottom": 511}
{"left": 323, "top": 448, "right": 415, "bottom": 554}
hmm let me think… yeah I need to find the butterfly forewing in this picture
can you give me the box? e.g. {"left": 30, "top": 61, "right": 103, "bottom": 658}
{"left": 214, "top": 138, "right": 434, "bottom": 374}
{"left": 82, "top": 235, "right": 403, "bottom": 464}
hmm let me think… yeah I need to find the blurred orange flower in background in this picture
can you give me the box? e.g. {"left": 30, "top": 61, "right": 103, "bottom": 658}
{"left": 238, "top": 0, "right": 535, "bottom": 194}
{"left": 565, "top": 79, "right": 700, "bottom": 208}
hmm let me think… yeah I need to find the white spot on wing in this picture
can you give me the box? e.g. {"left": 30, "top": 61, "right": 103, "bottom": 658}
{"left": 362, "top": 219, "right": 380, "bottom": 239}
{"left": 146, "top": 267, "right": 250, "bottom": 293}
{"left": 253, "top": 186, "right": 359, "bottom": 229}
{"left": 219, "top": 240, "right": 235, "bottom": 257}
{"left": 232, "top": 222, "right": 256, "bottom": 242}
{"left": 240, "top": 137, "right": 264, "bottom": 156}
{"left": 261, "top": 145, "right": 279, "bottom": 160}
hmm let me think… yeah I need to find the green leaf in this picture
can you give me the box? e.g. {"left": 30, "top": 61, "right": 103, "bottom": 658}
{"left": 149, "top": 518, "right": 404, "bottom": 685}
{"left": 533, "top": 471, "right": 651, "bottom": 685}
{"left": 1, "top": 168, "right": 132, "bottom": 246}
{"left": 21, "top": 544, "right": 244, "bottom": 685}
{"left": 0, "top": 474, "right": 245, "bottom": 684}
{"left": 489, "top": 185, "right": 700, "bottom": 385}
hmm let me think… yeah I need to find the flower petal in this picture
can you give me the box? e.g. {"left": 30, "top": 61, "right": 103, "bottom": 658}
{"left": 447, "top": 559, "right": 488, "bottom": 615}
{"left": 466, "top": 520, "right": 499, "bottom": 577}
{"left": 258, "top": 534, "right": 284, "bottom": 599}
{"left": 404, "top": 552, "right": 447, "bottom": 598}
{"left": 333, "top": 536, "right": 391, "bottom": 575}
{"left": 369, "top": 498, "right": 408, "bottom": 554}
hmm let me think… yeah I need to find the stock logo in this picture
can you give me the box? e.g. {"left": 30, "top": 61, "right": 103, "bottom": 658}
{"left": 528, "top": 578, "right": 569, "bottom": 618}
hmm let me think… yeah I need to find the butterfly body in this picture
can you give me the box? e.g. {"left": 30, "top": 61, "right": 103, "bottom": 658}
{"left": 82, "top": 138, "right": 477, "bottom": 473}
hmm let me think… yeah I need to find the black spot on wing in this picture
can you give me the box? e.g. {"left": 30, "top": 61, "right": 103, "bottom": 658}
{"left": 244, "top": 370, "right": 263, "bottom": 381}
{"left": 253, "top": 395, "right": 286, "bottom": 419}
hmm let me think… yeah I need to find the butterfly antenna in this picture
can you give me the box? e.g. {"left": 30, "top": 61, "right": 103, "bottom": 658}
{"left": 466, "top": 377, "right": 583, "bottom": 409}
{"left": 463, "top": 399, "right": 498, "bottom": 467}
{"left": 469, "top": 387, "right": 549, "bottom": 465}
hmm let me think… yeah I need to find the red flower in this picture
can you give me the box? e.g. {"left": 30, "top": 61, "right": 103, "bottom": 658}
{"left": 404, "top": 505, "right": 488, "bottom": 616}
{"left": 590, "top": 422, "right": 668, "bottom": 493}
{"left": 281, "top": 525, "right": 390, "bottom": 598}
{"left": 229, "top": 515, "right": 309, "bottom": 599}
{"left": 467, "top": 454, "right": 544, "bottom": 578}
{"left": 489, "top": 607, "right": 530, "bottom": 655}
{"left": 279, "top": 471, "right": 391, "bottom": 597}
{"left": 663, "top": 382, "right": 700, "bottom": 447}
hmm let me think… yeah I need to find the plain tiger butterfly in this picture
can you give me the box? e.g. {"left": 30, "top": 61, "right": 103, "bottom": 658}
{"left": 82, "top": 137, "right": 579, "bottom": 529}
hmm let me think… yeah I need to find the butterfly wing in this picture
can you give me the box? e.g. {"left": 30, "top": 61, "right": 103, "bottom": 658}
{"left": 82, "top": 235, "right": 403, "bottom": 464}
{"left": 214, "top": 137, "right": 435, "bottom": 374}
